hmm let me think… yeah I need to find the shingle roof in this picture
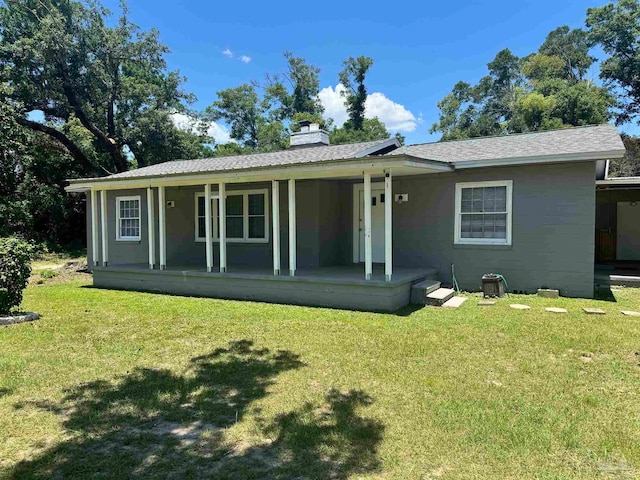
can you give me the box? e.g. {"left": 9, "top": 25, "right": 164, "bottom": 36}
{"left": 85, "top": 139, "right": 395, "bottom": 182}
{"left": 69, "top": 124, "right": 625, "bottom": 186}
{"left": 394, "top": 124, "right": 625, "bottom": 163}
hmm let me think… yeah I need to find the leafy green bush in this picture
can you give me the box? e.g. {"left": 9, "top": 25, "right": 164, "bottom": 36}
{"left": 0, "top": 237, "right": 35, "bottom": 313}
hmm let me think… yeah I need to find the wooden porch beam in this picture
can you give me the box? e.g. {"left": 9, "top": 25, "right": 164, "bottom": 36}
{"left": 272, "top": 180, "right": 281, "bottom": 276}
{"left": 204, "top": 183, "right": 213, "bottom": 272}
{"left": 147, "top": 187, "right": 155, "bottom": 269}
{"left": 288, "top": 179, "right": 296, "bottom": 276}
{"left": 385, "top": 170, "right": 392, "bottom": 281}
{"left": 91, "top": 190, "right": 99, "bottom": 267}
{"left": 364, "top": 173, "right": 372, "bottom": 280}
{"left": 100, "top": 190, "right": 109, "bottom": 267}
{"left": 219, "top": 182, "right": 227, "bottom": 273}
{"left": 158, "top": 185, "right": 166, "bottom": 270}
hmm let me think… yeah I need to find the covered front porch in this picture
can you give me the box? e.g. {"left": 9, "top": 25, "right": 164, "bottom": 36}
{"left": 77, "top": 153, "right": 450, "bottom": 311}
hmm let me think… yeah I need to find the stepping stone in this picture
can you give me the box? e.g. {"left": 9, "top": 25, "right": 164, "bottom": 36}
{"left": 583, "top": 308, "right": 606, "bottom": 315}
{"left": 478, "top": 300, "right": 496, "bottom": 306}
{"left": 510, "top": 304, "right": 530, "bottom": 310}
{"left": 621, "top": 310, "right": 640, "bottom": 317}
{"left": 442, "top": 296, "right": 467, "bottom": 308}
{"left": 546, "top": 307, "right": 567, "bottom": 313}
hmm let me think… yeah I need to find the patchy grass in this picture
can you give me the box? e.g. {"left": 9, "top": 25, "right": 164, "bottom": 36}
{"left": 0, "top": 278, "right": 639, "bottom": 479}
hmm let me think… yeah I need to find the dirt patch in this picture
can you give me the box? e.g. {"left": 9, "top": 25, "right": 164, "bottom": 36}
{"left": 30, "top": 261, "right": 91, "bottom": 285}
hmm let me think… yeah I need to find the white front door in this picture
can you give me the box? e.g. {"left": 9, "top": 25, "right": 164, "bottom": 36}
{"left": 358, "top": 186, "right": 386, "bottom": 263}
{"left": 617, "top": 202, "right": 640, "bottom": 260}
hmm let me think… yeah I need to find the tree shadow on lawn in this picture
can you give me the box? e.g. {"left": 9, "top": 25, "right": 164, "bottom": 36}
{"left": 8, "top": 340, "right": 384, "bottom": 479}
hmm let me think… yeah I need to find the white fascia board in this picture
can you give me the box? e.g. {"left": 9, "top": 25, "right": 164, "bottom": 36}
{"left": 453, "top": 149, "right": 626, "bottom": 169}
{"left": 64, "top": 157, "right": 439, "bottom": 192}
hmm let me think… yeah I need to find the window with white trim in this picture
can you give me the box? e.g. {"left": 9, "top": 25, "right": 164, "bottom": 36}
{"left": 116, "top": 196, "right": 141, "bottom": 241}
{"left": 454, "top": 180, "right": 512, "bottom": 245}
{"left": 195, "top": 189, "right": 269, "bottom": 243}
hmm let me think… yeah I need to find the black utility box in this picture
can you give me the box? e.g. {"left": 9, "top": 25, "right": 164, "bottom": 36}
{"left": 481, "top": 274, "right": 506, "bottom": 298}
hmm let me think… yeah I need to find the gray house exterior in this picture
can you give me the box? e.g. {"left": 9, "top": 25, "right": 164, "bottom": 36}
{"left": 67, "top": 124, "right": 626, "bottom": 311}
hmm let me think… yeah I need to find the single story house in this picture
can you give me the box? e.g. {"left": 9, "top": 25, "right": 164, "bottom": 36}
{"left": 66, "top": 123, "right": 626, "bottom": 311}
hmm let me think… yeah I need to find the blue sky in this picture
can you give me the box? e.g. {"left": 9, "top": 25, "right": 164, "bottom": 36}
{"left": 102, "top": 0, "right": 637, "bottom": 145}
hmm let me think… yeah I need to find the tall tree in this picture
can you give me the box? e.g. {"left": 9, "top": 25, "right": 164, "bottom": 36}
{"left": 587, "top": 0, "right": 640, "bottom": 125}
{"left": 264, "top": 52, "right": 324, "bottom": 121}
{"left": 339, "top": 56, "right": 374, "bottom": 131}
{"left": 0, "top": 0, "right": 204, "bottom": 173}
{"left": 539, "top": 26, "right": 595, "bottom": 82}
{"left": 431, "top": 34, "right": 613, "bottom": 140}
{"left": 205, "top": 84, "right": 288, "bottom": 153}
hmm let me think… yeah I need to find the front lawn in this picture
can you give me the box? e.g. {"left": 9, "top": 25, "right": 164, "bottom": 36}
{"left": 1, "top": 277, "right": 639, "bottom": 479}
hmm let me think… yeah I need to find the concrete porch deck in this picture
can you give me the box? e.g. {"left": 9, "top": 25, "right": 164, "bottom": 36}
{"left": 92, "top": 264, "right": 438, "bottom": 312}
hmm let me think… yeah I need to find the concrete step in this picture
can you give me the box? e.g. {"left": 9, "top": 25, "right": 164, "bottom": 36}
{"left": 410, "top": 279, "right": 441, "bottom": 305}
{"left": 426, "top": 288, "right": 456, "bottom": 306}
{"left": 442, "top": 296, "right": 467, "bottom": 308}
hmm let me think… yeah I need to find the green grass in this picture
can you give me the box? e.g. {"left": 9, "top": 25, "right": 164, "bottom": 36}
{"left": 1, "top": 278, "right": 640, "bottom": 479}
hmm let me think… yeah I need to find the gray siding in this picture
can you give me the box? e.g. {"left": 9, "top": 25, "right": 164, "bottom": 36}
{"left": 392, "top": 162, "right": 596, "bottom": 297}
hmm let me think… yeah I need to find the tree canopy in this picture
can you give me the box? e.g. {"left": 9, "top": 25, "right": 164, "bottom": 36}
{"left": 0, "top": 0, "right": 211, "bottom": 173}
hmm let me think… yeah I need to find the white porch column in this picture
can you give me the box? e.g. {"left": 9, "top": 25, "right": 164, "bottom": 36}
{"left": 204, "top": 184, "right": 213, "bottom": 272}
{"left": 147, "top": 187, "right": 155, "bottom": 269}
{"left": 158, "top": 185, "right": 167, "bottom": 270}
{"left": 90, "top": 189, "right": 99, "bottom": 267}
{"left": 218, "top": 182, "right": 227, "bottom": 273}
{"left": 384, "top": 170, "right": 392, "bottom": 282}
{"left": 272, "top": 180, "right": 281, "bottom": 275}
{"left": 363, "top": 173, "right": 372, "bottom": 280}
{"left": 100, "top": 190, "right": 109, "bottom": 267}
{"left": 288, "top": 179, "right": 297, "bottom": 276}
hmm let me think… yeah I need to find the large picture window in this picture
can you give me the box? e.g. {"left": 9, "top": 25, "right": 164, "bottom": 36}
{"left": 454, "top": 180, "right": 512, "bottom": 245}
{"left": 195, "top": 189, "right": 268, "bottom": 243}
{"left": 116, "top": 196, "right": 141, "bottom": 241}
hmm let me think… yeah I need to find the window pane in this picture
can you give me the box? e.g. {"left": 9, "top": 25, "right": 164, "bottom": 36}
{"left": 198, "top": 217, "right": 205, "bottom": 239}
{"left": 197, "top": 196, "right": 205, "bottom": 216}
{"left": 472, "top": 188, "right": 484, "bottom": 212}
{"left": 461, "top": 214, "right": 472, "bottom": 237}
{"left": 495, "top": 186, "right": 507, "bottom": 211}
{"left": 226, "top": 195, "right": 243, "bottom": 216}
{"left": 249, "top": 216, "right": 265, "bottom": 238}
{"left": 248, "top": 194, "right": 265, "bottom": 216}
{"left": 227, "top": 216, "right": 243, "bottom": 238}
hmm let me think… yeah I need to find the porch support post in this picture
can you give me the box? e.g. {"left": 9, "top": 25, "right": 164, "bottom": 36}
{"left": 204, "top": 183, "right": 213, "bottom": 272}
{"left": 384, "top": 170, "right": 392, "bottom": 281}
{"left": 364, "top": 173, "right": 372, "bottom": 280}
{"left": 288, "top": 179, "right": 296, "bottom": 276}
{"left": 272, "top": 180, "right": 280, "bottom": 275}
{"left": 100, "top": 190, "right": 109, "bottom": 267}
{"left": 158, "top": 185, "right": 167, "bottom": 270}
{"left": 218, "top": 182, "right": 227, "bottom": 273}
{"left": 90, "top": 190, "right": 99, "bottom": 267}
{"left": 147, "top": 187, "right": 155, "bottom": 270}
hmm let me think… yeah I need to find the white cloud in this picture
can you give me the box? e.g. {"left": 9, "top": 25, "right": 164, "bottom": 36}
{"left": 240, "top": 55, "right": 251, "bottom": 64}
{"left": 221, "top": 48, "right": 233, "bottom": 58}
{"left": 318, "top": 83, "right": 417, "bottom": 133}
{"left": 170, "top": 112, "right": 233, "bottom": 145}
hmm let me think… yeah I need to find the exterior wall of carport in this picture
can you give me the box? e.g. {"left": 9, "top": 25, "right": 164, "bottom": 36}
{"left": 391, "top": 161, "right": 596, "bottom": 298}
{"left": 86, "top": 179, "right": 353, "bottom": 269}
